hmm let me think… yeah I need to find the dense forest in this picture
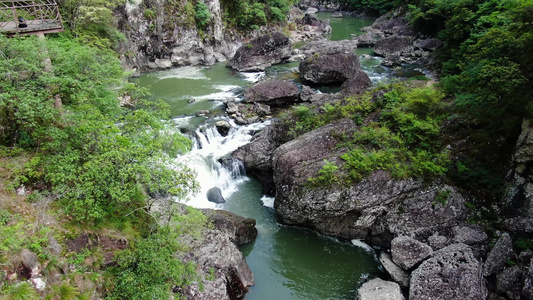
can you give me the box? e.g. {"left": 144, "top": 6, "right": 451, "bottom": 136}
{"left": 1, "top": 0, "right": 532, "bottom": 299}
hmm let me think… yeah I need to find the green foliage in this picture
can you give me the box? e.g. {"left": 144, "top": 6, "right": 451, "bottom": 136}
{"left": 333, "top": 0, "right": 395, "bottom": 16}
{"left": 0, "top": 282, "right": 39, "bottom": 300}
{"left": 107, "top": 221, "right": 200, "bottom": 299}
{"left": 195, "top": 2, "right": 211, "bottom": 28}
{"left": 220, "top": 0, "right": 294, "bottom": 30}
{"left": 434, "top": 188, "right": 451, "bottom": 205}
{"left": 144, "top": 8, "right": 156, "bottom": 20}
{"left": 308, "top": 160, "right": 339, "bottom": 187}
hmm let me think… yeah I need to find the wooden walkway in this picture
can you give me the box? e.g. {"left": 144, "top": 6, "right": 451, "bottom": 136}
{"left": 0, "top": 19, "right": 62, "bottom": 35}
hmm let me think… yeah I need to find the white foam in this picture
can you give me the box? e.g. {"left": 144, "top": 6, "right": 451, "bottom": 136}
{"left": 351, "top": 239, "right": 377, "bottom": 259}
{"left": 154, "top": 66, "right": 209, "bottom": 80}
{"left": 240, "top": 71, "right": 265, "bottom": 83}
{"left": 194, "top": 85, "right": 241, "bottom": 101}
{"left": 261, "top": 196, "right": 275, "bottom": 209}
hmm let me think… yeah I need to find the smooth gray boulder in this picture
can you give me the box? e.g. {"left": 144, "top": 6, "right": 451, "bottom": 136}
{"left": 227, "top": 32, "right": 291, "bottom": 72}
{"left": 391, "top": 236, "right": 433, "bottom": 271}
{"left": 299, "top": 52, "right": 360, "bottom": 84}
{"left": 484, "top": 232, "right": 514, "bottom": 276}
{"left": 380, "top": 253, "right": 410, "bottom": 288}
{"left": 410, "top": 243, "right": 487, "bottom": 300}
{"left": 243, "top": 80, "right": 300, "bottom": 106}
{"left": 358, "top": 278, "right": 405, "bottom": 300}
{"left": 207, "top": 187, "right": 226, "bottom": 204}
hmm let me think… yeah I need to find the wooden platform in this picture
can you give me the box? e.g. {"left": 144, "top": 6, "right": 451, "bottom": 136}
{"left": 0, "top": 19, "right": 62, "bottom": 35}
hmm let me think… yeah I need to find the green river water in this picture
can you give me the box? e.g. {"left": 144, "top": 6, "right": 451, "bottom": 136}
{"left": 131, "top": 12, "right": 425, "bottom": 299}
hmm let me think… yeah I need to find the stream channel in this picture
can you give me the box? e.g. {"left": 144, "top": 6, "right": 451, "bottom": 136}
{"left": 133, "top": 12, "right": 425, "bottom": 300}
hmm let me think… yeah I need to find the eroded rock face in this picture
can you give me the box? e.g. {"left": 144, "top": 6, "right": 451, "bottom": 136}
{"left": 374, "top": 36, "right": 414, "bottom": 58}
{"left": 340, "top": 69, "right": 372, "bottom": 95}
{"left": 202, "top": 209, "right": 258, "bottom": 246}
{"left": 358, "top": 278, "right": 405, "bottom": 300}
{"left": 227, "top": 32, "right": 291, "bottom": 72}
{"left": 272, "top": 121, "right": 467, "bottom": 243}
{"left": 410, "top": 243, "right": 487, "bottom": 300}
{"left": 243, "top": 80, "right": 300, "bottom": 106}
{"left": 299, "top": 52, "right": 360, "bottom": 84}
{"left": 180, "top": 230, "right": 254, "bottom": 300}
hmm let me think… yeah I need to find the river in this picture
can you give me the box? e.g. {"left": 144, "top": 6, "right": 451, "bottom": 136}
{"left": 132, "top": 12, "right": 421, "bottom": 300}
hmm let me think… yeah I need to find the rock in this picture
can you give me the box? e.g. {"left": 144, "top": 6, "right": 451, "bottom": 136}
{"left": 519, "top": 250, "right": 532, "bottom": 265}
{"left": 274, "top": 129, "right": 467, "bottom": 245}
{"left": 196, "top": 110, "right": 210, "bottom": 117}
{"left": 298, "top": 39, "right": 358, "bottom": 57}
{"left": 484, "top": 232, "right": 514, "bottom": 276}
{"left": 495, "top": 266, "right": 522, "bottom": 296}
{"left": 340, "top": 69, "right": 372, "bottom": 95}
{"left": 305, "top": 7, "right": 318, "bottom": 14}
{"left": 214, "top": 120, "right": 232, "bottom": 137}
{"left": 227, "top": 32, "right": 291, "bottom": 72}
{"left": 391, "top": 236, "right": 433, "bottom": 271}
{"left": 524, "top": 259, "right": 533, "bottom": 299}
{"left": 452, "top": 225, "right": 488, "bottom": 245}
{"left": 207, "top": 187, "right": 226, "bottom": 204}
{"left": 410, "top": 243, "right": 487, "bottom": 300}
{"left": 355, "top": 29, "right": 385, "bottom": 47}
{"left": 428, "top": 232, "right": 450, "bottom": 250}
{"left": 414, "top": 38, "right": 442, "bottom": 51}
{"left": 357, "top": 278, "right": 405, "bottom": 300}
{"left": 504, "top": 217, "right": 533, "bottom": 234}
{"left": 20, "top": 249, "right": 40, "bottom": 277}
{"left": 243, "top": 80, "right": 300, "bottom": 106}
{"left": 202, "top": 209, "right": 258, "bottom": 246}
{"left": 380, "top": 253, "right": 410, "bottom": 288}
{"left": 299, "top": 52, "right": 360, "bottom": 84}
{"left": 232, "top": 126, "right": 283, "bottom": 195}
{"left": 299, "top": 13, "right": 330, "bottom": 31}
{"left": 374, "top": 36, "right": 414, "bottom": 58}
{"left": 299, "top": 85, "right": 316, "bottom": 102}
{"left": 30, "top": 277, "right": 46, "bottom": 292}
{"left": 48, "top": 237, "right": 62, "bottom": 256}
{"left": 180, "top": 230, "right": 254, "bottom": 300}
{"left": 224, "top": 98, "right": 239, "bottom": 115}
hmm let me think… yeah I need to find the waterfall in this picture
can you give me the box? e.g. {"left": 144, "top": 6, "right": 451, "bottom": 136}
{"left": 176, "top": 117, "right": 270, "bottom": 209}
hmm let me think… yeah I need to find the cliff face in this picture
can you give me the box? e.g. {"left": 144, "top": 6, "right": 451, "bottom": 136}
{"left": 116, "top": 0, "right": 242, "bottom": 75}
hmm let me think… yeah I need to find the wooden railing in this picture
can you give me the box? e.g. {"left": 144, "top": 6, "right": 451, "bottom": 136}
{"left": 0, "top": 0, "right": 63, "bottom": 35}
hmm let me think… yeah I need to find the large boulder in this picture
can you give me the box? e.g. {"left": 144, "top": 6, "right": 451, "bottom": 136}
{"left": 340, "top": 69, "right": 372, "bottom": 95}
{"left": 202, "top": 209, "right": 258, "bottom": 246}
{"left": 374, "top": 36, "right": 414, "bottom": 58}
{"left": 410, "top": 243, "right": 487, "bottom": 300}
{"left": 483, "top": 232, "right": 514, "bottom": 276}
{"left": 380, "top": 253, "right": 410, "bottom": 288}
{"left": 207, "top": 187, "right": 226, "bottom": 204}
{"left": 243, "top": 80, "right": 300, "bottom": 106}
{"left": 272, "top": 120, "right": 467, "bottom": 244}
{"left": 357, "top": 278, "right": 405, "bottom": 300}
{"left": 180, "top": 230, "right": 255, "bottom": 300}
{"left": 227, "top": 32, "right": 291, "bottom": 72}
{"left": 299, "top": 52, "right": 360, "bottom": 84}
{"left": 391, "top": 236, "right": 433, "bottom": 271}
{"left": 298, "top": 39, "right": 358, "bottom": 57}
{"left": 232, "top": 125, "right": 284, "bottom": 195}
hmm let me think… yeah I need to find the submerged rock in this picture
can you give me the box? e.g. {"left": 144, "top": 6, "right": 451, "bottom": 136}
{"left": 410, "top": 243, "right": 487, "bottom": 300}
{"left": 358, "top": 278, "right": 405, "bottom": 300}
{"left": 227, "top": 32, "right": 291, "bottom": 72}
